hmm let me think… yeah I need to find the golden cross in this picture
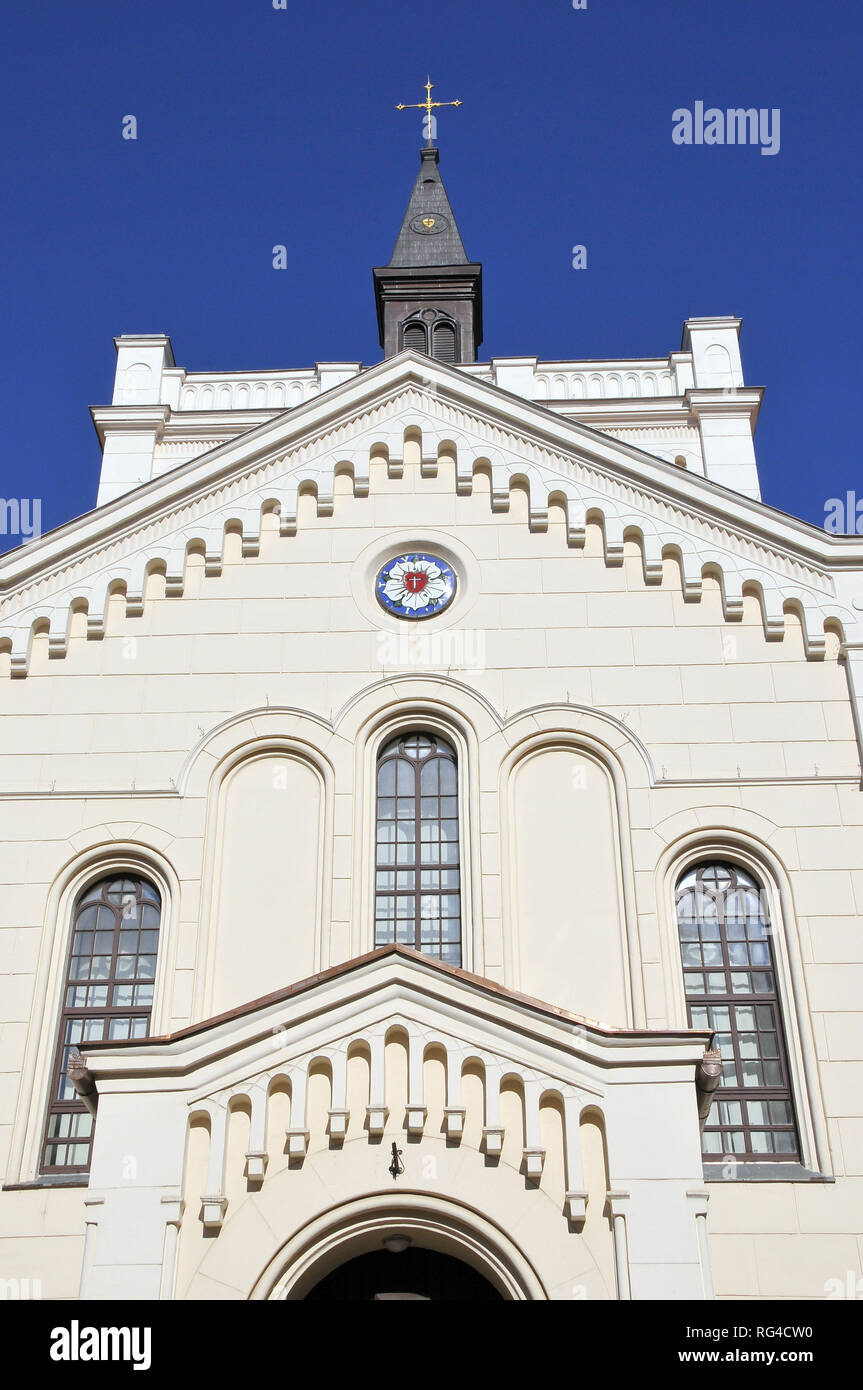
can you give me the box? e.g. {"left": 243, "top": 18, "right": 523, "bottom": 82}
{"left": 395, "top": 77, "right": 462, "bottom": 141}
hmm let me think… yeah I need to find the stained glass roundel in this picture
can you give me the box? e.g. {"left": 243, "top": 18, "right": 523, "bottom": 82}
{"left": 376, "top": 553, "right": 456, "bottom": 619}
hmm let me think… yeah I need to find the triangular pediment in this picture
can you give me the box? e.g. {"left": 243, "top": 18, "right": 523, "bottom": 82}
{"left": 81, "top": 945, "right": 709, "bottom": 1106}
{"left": 0, "top": 350, "right": 860, "bottom": 672}
{"left": 78, "top": 947, "right": 715, "bottom": 1247}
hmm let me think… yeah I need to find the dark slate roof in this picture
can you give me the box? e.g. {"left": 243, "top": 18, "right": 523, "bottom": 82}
{"left": 387, "top": 146, "right": 470, "bottom": 267}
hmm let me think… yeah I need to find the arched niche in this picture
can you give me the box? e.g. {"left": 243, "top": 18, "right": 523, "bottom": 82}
{"left": 206, "top": 749, "right": 326, "bottom": 1014}
{"left": 703, "top": 343, "right": 733, "bottom": 388}
{"left": 506, "top": 743, "right": 630, "bottom": 1026}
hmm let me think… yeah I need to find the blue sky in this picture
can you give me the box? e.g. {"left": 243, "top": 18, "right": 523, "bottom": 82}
{"left": 1, "top": 0, "right": 859, "bottom": 549}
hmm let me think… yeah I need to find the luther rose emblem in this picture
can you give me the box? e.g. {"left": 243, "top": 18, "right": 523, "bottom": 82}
{"left": 376, "top": 553, "right": 456, "bottom": 619}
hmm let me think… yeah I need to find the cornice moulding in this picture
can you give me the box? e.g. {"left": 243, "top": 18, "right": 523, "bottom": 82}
{"left": 90, "top": 405, "right": 170, "bottom": 444}
{"left": 684, "top": 387, "right": 763, "bottom": 425}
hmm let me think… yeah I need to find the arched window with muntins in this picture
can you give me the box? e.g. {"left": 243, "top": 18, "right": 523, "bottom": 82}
{"left": 432, "top": 321, "right": 457, "bottom": 364}
{"left": 41, "top": 876, "right": 162, "bottom": 1173}
{"left": 402, "top": 321, "right": 428, "bottom": 354}
{"left": 675, "top": 862, "right": 799, "bottom": 1160}
{"left": 374, "top": 733, "right": 461, "bottom": 965}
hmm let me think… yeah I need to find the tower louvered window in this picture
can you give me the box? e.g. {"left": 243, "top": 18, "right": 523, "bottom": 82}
{"left": 41, "top": 876, "right": 162, "bottom": 1173}
{"left": 432, "top": 322, "right": 457, "bottom": 363}
{"left": 374, "top": 733, "right": 462, "bottom": 965}
{"left": 402, "top": 321, "right": 427, "bottom": 354}
{"left": 675, "top": 862, "right": 799, "bottom": 1161}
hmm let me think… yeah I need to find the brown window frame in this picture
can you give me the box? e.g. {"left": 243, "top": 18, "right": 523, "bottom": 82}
{"left": 40, "top": 875, "right": 162, "bottom": 1175}
{"left": 676, "top": 861, "right": 800, "bottom": 1162}
{"left": 374, "top": 732, "right": 462, "bottom": 966}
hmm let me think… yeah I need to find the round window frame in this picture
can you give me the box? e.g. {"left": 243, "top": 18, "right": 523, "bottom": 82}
{"left": 375, "top": 551, "right": 458, "bottom": 622}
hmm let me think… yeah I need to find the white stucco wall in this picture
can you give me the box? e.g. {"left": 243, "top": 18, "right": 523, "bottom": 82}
{"left": 0, "top": 364, "right": 861, "bottom": 1300}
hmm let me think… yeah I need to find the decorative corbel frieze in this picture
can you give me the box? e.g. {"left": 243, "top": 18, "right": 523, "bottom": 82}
{"left": 285, "top": 1128, "right": 309, "bottom": 1158}
{"left": 244, "top": 1151, "right": 269, "bottom": 1180}
{"left": 443, "top": 1107, "right": 466, "bottom": 1138}
{"left": 522, "top": 1147, "right": 546, "bottom": 1179}
{"left": 201, "top": 1194, "right": 228, "bottom": 1229}
{"left": 405, "top": 1105, "right": 427, "bottom": 1135}
{"left": 327, "top": 1109, "right": 350, "bottom": 1140}
{"left": 366, "top": 1105, "right": 388, "bottom": 1137}
{"left": 565, "top": 1190, "right": 588, "bottom": 1224}
{"left": 0, "top": 388, "right": 853, "bottom": 685}
{"left": 482, "top": 1126, "right": 504, "bottom": 1156}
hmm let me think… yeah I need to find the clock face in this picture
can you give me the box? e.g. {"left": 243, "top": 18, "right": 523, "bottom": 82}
{"left": 410, "top": 213, "right": 449, "bottom": 235}
{"left": 376, "top": 553, "right": 456, "bottom": 619}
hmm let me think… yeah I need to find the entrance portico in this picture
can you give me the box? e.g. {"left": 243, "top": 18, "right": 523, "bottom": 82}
{"left": 76, "top": 947, "right": 716, "bottom": 1301}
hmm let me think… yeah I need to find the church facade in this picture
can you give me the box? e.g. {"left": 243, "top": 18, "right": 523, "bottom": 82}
{"left": 1, "top": 143, "right": 862, "bottom": 1302}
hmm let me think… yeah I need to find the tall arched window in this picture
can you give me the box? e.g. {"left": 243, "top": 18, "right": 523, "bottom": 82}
{"left": 675, "top": 862, "right": 799, "bottom": 1160}
{"left": 374, "top": 733, "right": 461, "bottom": 965}
{"left": 41, "top": 876, "right": 162, "bottom": 1173}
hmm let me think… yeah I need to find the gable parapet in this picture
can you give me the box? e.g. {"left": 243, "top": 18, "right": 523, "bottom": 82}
{"left": 90, "top": 319, "right": 761, "bottom": 511}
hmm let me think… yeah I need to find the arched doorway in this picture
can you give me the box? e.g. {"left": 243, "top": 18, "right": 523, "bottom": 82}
{"left": 304, "top": 1244, "right": 503, "bottom": 1301}
{"left": 256, "top": 1193, "right": 547, "bottom": 1300}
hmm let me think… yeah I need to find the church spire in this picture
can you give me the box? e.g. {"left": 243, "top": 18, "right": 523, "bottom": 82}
{"left": 386, "top": 145, "right": 471, "bottom": 269}
{"left": 373, "top": 87, "right": 483, "bottom": 363}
